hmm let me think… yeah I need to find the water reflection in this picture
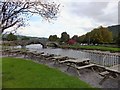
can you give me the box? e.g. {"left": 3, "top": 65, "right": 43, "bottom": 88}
{"left": 26, "top": 44, "right": 42, "bottom": 50}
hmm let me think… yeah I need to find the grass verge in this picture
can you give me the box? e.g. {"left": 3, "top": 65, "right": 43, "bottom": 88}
{"left": 60, "top": 45, "right": 120, "bottom": 52}
{"left": 2, "top": 57, "right": 93, "bottom": 88}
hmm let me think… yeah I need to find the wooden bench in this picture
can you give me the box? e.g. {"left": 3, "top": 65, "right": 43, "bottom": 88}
{"left": 52, "top": 56, "right": 70, "bottom": 65}
{"left": 60, "top": 58, "right": 95, "bottom": 77}
{"left": 99, "top": 71, "right": 109, "bottom": 77}
{"left": 60, "top": 58, "right": 90, "bottom": 64}
{"left": 75, "top": 64, "right": 96, "bottom": 76}
{"left": 76, "top": 64, "right": 95, "bottom": 70}
{"left": 99, "top": 67, "right": 120, "bottom": 85}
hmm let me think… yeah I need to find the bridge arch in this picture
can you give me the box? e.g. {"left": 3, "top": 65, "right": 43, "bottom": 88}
{"left": 20, "top": 40, "right": 47, "bottom": 49}
{"left": 46, "top": 42, "right": 59, "bottom": 48}
{"left": 2, "top": 40, "right": 60, "bottom": 49}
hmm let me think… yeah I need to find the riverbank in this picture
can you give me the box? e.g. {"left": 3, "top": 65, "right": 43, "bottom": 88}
{"left": 59, "top": 45, "right": 120, "bottom": 53}
{"left": 2, "top": 57, "right": 93, "bottom": 88}
{"left": 1, "top": 55, "right": 119, "bottom": 88}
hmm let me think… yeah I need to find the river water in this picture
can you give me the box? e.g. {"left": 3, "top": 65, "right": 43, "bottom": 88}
{"left": 17, "top": 44, "right": 119, "bottom": 66}
{"left": 24, "top": 44, "right": 89, "bottom": 59}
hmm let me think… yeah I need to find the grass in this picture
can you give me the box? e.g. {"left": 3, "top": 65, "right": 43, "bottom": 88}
{"left": 2, "top": 57, "right": 93, "bottom": 88}
{"left": 60, "top": 45, "right": 120, "bottom": 52}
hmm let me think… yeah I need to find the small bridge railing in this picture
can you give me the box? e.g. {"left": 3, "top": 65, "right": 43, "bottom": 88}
{"left": 82, "top": 51, "right": 119, "bottom": 67}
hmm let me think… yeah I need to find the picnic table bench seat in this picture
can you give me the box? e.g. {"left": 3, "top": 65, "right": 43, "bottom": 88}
{"left": 76, "top": 64, "right": 95, "bottom": 70}
{"left": 59, "top": 58, "right": 96, "bottom": 76}
{"left": 66, "top": 63, "right": 95, "bottom": 76}
{"left": 60, "top": 58, "right": 90, "bottom": 64}
{"left": 99, "top": 71, "right": 110, "bottom": 77}
{"left": 98, "top": 66, "right": 120, "bottom": 85}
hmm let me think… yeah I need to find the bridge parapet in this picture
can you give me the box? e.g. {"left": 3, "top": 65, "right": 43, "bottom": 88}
{"left": 2, "top": 39, "right": 48, "bottom": 48}
{"left": 2, "top": 40, "right": 60, "bottom": 48}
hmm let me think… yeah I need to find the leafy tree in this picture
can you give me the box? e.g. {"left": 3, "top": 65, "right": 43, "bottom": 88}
{"left": 71, "top": 35, "right": 79, "bottom": 42}
{"left": 6, "top": 33, "right": 17, "bottom": 41}
{"left": 116, "top": 32, "right": 120, "bottom": 46}
{"left": 48, "top": 35, "right": 59, "bottom": 41}
{"left": 0, "top": 0, "right": 60, "bottom": 34}
{"left": 21, "top": 36, "right": 30, "bottom": 40}
{"left": 67, "top": 39, "right": 76, "bottom": 45}
{"left": 78, "top": 26, "right": 113, "bottom": 44}
{"left": 77, "top": 35, "right": 86, "bottom": 43}
{"left": 108, "top": 25, "right": 120, "bottom": 43}
{"left": 60, "top": 32, "right": 70, "bottom": 43}
{"left": 91, "top": 26, "right": 112, "bottom": 44}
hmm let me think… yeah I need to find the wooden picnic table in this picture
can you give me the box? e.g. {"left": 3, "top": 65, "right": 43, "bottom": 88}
{"left": 62, "top": 58, "right": 90, "bottom": 69}
{"left": 51, "top": 56, "right": 69, "bottom": 65}
{"left": 61, "top": 58, "right": 90, "bottom": 64}
{"left": 99, "top": 64, "right": 120, "bottom": 85}
{"left": 60, "top": 58, "right": 90, "bottom": 67}
{"left": 60, "top": 58, "right": 95, "bottom": 76}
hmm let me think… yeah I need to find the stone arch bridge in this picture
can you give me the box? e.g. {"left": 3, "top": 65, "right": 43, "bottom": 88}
{"left": 3, "top": 39, "right": 59, "bottom": 48}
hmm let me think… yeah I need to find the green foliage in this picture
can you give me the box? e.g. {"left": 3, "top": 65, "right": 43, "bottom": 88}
{"left": 72, "top": 35, "right": 79, "bottom": 42}
{"left": 108, "top": 25, "right": 120, "bottom": 43}
{"left": 116, "top": 32, "right": 120, "bottom": 46}
{"left": 2, "top": 57, "right": 92, "bottom": 88}
{"left": 6, "top": 33, "right": 17, "bottom": 41}
{"left": 21, "top": 36, "right": 30, "bottom": 40}
{"left": 60, "top": 32, "right": 70, "bottom": 43}
{"left": 48, "top": 35, "right": 59, "bottom": 41}
{"left": 78, "top": 35, "right": 86, "bottom": 43}
{"left": 78, "top": 26, "right": 113, "bottom": 44}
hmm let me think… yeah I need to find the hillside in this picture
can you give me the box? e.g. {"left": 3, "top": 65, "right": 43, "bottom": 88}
{"left": 108, "top": 25, "right": 120, "bottom": 39}
{"left": 2, "top": 34, "right": 48, "bottom": 41}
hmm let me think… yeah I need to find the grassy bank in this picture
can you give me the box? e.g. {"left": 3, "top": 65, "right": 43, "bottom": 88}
{"left": 2, "top": 57, "right": 93, "bottom": 88}
{"left": 59, "top": 45, "right": 120, "bottom": 52}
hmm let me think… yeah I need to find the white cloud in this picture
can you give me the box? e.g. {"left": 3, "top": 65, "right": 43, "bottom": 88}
{"left": 15, "top": 0, "right": 119, "bottom": 38}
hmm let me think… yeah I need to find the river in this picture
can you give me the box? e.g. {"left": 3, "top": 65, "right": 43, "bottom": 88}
{"left": 16, "top": 44, "right": 119, "bottom": 67}
{"left": 23, "top": 44, "right": 89, "bottom": 59}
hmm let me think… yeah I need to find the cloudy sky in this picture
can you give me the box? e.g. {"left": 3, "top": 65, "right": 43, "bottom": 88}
{"left": 16, "top": 0, "right": 119, "bottom": 38}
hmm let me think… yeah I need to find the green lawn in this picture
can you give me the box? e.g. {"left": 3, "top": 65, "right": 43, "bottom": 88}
{"left": 60, "top": 45, "right": 120, "bottom": 52}
{"left": 2, "top": 57, "right": 93, "bottom": 88}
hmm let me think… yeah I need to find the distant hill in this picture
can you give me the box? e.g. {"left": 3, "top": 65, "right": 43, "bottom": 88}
{"left": 108, "top": 25, "right": 120, "bottom": 40}
{"left": 16, "top": 35, "right": 48, "bottom": 40}
{"left": 2, "top": 34, "right": 48, "bottom": 41}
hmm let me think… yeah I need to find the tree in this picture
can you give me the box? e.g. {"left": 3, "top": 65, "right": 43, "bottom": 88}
{"left": 71, "top": 35, "right": 79, "bottom": 42}
{"left": 77, "top": 35, "right": 86, "bottom": 43}
{"left": 116, "top": 32, "right": 120, "bottom": 46}
{"left": 87, "top": 26, "right": 113, "bottom": 44}
{"left": 0, "top": 0, "right": 60, "bottom": 34}
{"left": 60, "top": 32, "right": 70, "bottom": 43}
{"left": 21, "top": 36, "right": 30, "bottom": 40}
{"left": 6, "top": 32, "right": 17, "bottom": 41}
{"left": 48, "top": 35, "right": 59, "bottom": 41}
{"left": 78, "top": 26, "right": 113, "bottom": 44}
{"left": 67, "top": 39, "right": 76, "bottom": 45}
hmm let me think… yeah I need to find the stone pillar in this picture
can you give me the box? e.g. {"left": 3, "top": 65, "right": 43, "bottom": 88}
{"left": 43, "top": 45, "right": 47, "bottom": 48}
{"left": 21, "top": 45, "right": 26, "bottom": 49}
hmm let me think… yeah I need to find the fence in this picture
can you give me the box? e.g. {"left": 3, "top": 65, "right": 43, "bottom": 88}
{"left": 83, "top": 51, "right": 120, "bottom": 67}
